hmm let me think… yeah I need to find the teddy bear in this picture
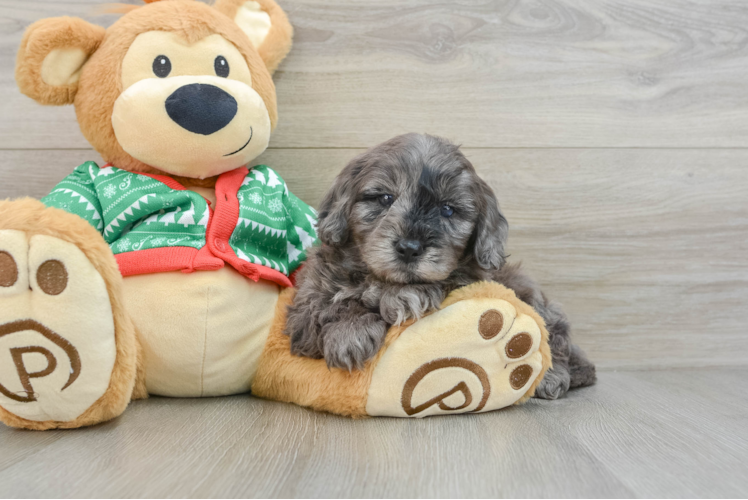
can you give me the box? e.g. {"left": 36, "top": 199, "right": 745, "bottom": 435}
{"left": 0, "top": 0, "right": 551, "bottom": 430}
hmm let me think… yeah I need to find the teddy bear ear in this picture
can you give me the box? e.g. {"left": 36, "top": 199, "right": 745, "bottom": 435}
{"left": 15, "top": 17, "right": 106, "bottom": 106}
{"left": 213, "top": 0, "right": 293, "bottom": 74}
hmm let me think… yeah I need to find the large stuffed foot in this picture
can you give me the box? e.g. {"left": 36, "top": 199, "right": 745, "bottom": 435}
{"left": 366, "top": 282, "right": 551, "bottom": 417}
{"left": 0, "top": 199, "right": 142, "bottom": 430}
{"left": 252, "top": 281, "right": 551, "bottom": 418}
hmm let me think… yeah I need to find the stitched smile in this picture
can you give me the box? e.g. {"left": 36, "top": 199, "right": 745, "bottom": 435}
{"left": 223, "top": 127, "right": 253, "bottom": 156}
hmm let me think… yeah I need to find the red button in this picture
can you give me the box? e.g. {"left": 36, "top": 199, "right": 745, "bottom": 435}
{"left": 214, "top": 238, "right": 226, "bottom": 252}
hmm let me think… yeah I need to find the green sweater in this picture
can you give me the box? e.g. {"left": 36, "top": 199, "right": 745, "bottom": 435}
{"left": 42, "top": 162, "right": 318, "bottom": 287}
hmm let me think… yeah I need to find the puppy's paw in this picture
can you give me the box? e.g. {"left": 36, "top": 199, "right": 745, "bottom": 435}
{"left": 534, "top": 367, "right": 571, "bottom": 400}
{"left": 287, "top": 326, "right": 324, "bottom": 360}
{"left": 321, "top": 314, "right": 388, "bottom": 371}
{"left": 285, "top": 304, "right": 325, "bottom": 359}
{"left": 379, "top": 284, "right": 445, "bottom": 325}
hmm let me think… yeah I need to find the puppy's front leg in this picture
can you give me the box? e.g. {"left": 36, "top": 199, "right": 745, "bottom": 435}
{"left": 377, "top": 283, "right": 446, "bottom": 325}
{"left": 321, "top": 300, "right": 388, "bottom": 371}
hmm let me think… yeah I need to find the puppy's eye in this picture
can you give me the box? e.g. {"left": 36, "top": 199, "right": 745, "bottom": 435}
{"left": 440, "top": 204, "right": 454, "bottom": 218}
{"left": 378, "top": 194, "right": 395, "bottom": 207}
{"left": 215, "top": 56, "right": 230, "bottom": 78}
{"left": 153, "top": 55, "right": 172, "bottom": 78}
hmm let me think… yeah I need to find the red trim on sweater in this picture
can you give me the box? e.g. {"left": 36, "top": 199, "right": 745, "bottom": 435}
{"left": 116, "top": 247, "right": 199, "bottom": 276}
{"left": 115, "top": 246, "right": 290, "bottom": 286}
{"left": 203, "top": 167, "right": 294, "bottom": 288}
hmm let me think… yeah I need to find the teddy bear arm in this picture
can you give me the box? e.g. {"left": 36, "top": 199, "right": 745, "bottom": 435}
{"left": 40, "top": 162, "right": 107, "bottom": 236}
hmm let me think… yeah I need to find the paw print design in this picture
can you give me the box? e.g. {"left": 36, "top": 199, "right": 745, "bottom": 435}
{"left": 0, "top": 230, "right": 117, "bottom": 423}
{"left": 366, "top": 288, "right": 548, "bottom": 417}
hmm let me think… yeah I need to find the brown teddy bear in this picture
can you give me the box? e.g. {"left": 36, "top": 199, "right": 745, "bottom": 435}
{"left": 0, "top": 0, "right": 550, "bottom": 430}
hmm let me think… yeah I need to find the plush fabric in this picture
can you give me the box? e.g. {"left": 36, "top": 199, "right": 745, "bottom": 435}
{"left": 122, "top": 267, "right": 279, "bottom": 397}
{"left": 252, "top": 282, "right": 551, "bottom": 418}
{"left": 75, "top": 0, "right": 279, "bottom": 176}
{"left": 214, "top": 0, "right": 293, "bottom": 75}
{"left": 42, "top": 162, "right": 318, "bottom": 284}
{"left": 0, "top": 233, "right": 117, "bottom": 422}
{"left": 0, "top": 199, "right": 140, "bottom": 430}
{"left": 366, "top": 285, "right": 549, "bottom": 416}
{"left": 441, "top": 281, "right": 553, "bottom": 404}
{"left": 40, "top": 47, "right": 88, "bottom": 87}
{"left": 16, "top": 17, "right": 106, "bottom": 105}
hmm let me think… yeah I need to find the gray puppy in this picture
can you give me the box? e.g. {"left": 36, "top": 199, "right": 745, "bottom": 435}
{"left": 285, "top": 133, "right": 595, "bottom": 399}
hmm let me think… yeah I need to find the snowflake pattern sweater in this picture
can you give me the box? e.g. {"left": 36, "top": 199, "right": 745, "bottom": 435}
{"left": 41, "top": 162, "right": 318, "bottom": 287}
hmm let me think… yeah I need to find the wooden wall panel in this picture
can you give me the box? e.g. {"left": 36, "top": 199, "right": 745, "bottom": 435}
{"left": 1, "top": 0, "right": 748, "bottom": 148}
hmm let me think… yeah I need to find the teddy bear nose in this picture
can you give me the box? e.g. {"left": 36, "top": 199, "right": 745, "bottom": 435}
{"left": 165, "top": 83, "right": 238, "bottom": 135}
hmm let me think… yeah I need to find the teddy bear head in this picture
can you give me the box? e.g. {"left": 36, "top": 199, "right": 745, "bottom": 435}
{"left": 15, "top": 0, "right": 292, "bottom": 179}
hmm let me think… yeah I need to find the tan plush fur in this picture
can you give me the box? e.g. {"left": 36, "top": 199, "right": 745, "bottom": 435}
{"left": 0, "top": 199, "right": 142, "bottom": 430}
{"left": 214, "top": 0, "right": 294, "bottom": 75}
{"left": 16, "top": 0, "right": 283, "bottom": 177}
{"left": 16, "top": 17, "right": 106, "bottom": 106}
{"left": 252, "top": 281, "right": 551, "bottom": 416}
{"left": 75, "top": 0, "right": 278, "bottom": 176}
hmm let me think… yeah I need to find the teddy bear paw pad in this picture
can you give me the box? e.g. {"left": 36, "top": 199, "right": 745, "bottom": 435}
{"left": 0, "top": 231, "right": 116, "bottom": 423}
{"left": 366, "top": 297, "right": 544, "bottom": 417}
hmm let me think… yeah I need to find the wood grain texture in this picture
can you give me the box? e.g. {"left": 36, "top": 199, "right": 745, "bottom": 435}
{"left": 2, "top": 0, "right": 748, "bottom": 148}
{"left": 0, "top": 369, "right": 746, "bottom": 498}
{"left": 1, "top": 148, "right": 746, "bottom": 370}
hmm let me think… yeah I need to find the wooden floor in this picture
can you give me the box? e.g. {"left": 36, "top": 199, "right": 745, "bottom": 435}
{"left": 0, "top": 368, "right": 746, "bottom": 498}
{"left": 1, "top": 0, "right": 748, "bottom": 497}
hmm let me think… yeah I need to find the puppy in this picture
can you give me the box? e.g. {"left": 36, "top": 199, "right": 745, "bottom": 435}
{"left": 285, "top": 133, "right": 596, "bottom": 399}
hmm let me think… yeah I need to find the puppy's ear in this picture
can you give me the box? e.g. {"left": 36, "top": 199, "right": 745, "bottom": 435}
{"left": 472, "top": 177, "right": 508, "bottom": 270}
{"left": 16, "top": 17, "right": 106, "bottom": 106}
{"left": 213, "top": 0, "right": 293, "bottom": 75}
{"left": 317, "top": 168, "right": 356, "bottom": 247}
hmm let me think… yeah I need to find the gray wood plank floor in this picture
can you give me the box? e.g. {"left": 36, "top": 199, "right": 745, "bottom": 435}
{"left": 1, "top": 368, "right": 746, "bottom": 498}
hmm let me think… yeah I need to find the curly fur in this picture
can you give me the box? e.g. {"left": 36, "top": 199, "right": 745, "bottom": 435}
{"left": 286, "top": 133, "right": 596, "bottom": 398}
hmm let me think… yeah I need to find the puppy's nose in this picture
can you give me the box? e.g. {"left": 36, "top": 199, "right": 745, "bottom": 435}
{"left": 165, "top": 83, "right": 237, "bottom": 135}
{"left": 395, "top": 239, "right": 424, "bottom": 263}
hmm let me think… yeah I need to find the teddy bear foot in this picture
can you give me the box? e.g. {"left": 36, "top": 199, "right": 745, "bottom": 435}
{"left": 366, "top": 282, "right": 551, "bottom": 417}
{"left": 0, "top": 201, "right": 141, "bottom": 430}
{"left": 252, "top": 281, "right": 551, "bottom": 418}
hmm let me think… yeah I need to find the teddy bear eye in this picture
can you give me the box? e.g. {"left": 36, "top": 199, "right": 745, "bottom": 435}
{"left": 152, "top": 55, "right": 171, "bottom": 78}
{"left": 214, "top": 56, "right": 230, "bottom": 78}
